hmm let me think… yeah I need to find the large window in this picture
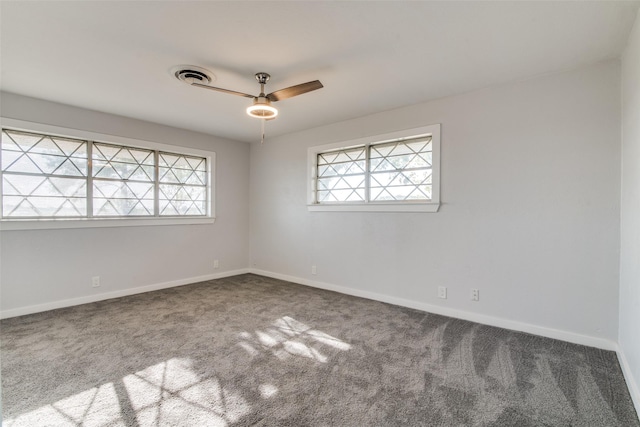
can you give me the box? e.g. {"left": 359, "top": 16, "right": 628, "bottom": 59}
{"left": 1, "top": 127, "right": 212, "bottom": 222}
{"left": 308, "top": 124, "right": 440, "bottom": 212}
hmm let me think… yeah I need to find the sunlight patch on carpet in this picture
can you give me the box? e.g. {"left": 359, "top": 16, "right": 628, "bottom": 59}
{"left": 5, "top": 358, "right": 251, "bottom": 427}
{"left": 123, "top": 357, "right": 251, "bottom": 426}
{"left": 237, "top": 315, "right": 351, "bottom": 363}
{"left": 5, "top": 382, "right": 124, "bottom": 427}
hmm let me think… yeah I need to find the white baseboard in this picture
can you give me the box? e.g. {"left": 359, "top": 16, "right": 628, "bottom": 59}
{"left": 617, "top": 344, "right": 640, "bottom": 415}
{"left": 250, "top": 268, "right": 618, "bottom": 351}
{"left": 0, "top": 268, "right": 251, "bottom": 319}
{"left": 1, "top": 266, "right": 620, "bottom": 353}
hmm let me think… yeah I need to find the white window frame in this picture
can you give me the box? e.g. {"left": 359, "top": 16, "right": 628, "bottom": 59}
{"left": 0, "top": 118, "right": 216, "bottom": 230}
{"left": 307, "top": 124, "right": 440, "bottom": 213}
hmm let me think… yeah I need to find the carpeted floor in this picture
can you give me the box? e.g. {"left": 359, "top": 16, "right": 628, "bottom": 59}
{"left": 1, "top": 274, "right": 638, "bottom": 426}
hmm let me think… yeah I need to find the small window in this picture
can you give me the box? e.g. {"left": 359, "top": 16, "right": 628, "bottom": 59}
{"left": 308, "top": 124, "right": 440, "bottom": 212}
{"left": 1, "top": 126, "right": 213, "bottom": 223}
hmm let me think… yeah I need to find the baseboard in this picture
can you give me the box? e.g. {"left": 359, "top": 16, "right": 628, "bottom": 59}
{"left": 1, "top": 266, "right": 619, "bottom": 352}
{"left": 617, "top": 344, "right": 640, "bottom": 415}
{"left": 0, "top": 268, "right": 251, "bottom": 319}
{"left": 250, "top": 268, "right": 618, "bottom": 351}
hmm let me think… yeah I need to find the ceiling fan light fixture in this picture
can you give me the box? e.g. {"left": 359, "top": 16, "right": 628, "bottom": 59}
{"left": 247, "top": 97, "right": 278, "bottom": 119}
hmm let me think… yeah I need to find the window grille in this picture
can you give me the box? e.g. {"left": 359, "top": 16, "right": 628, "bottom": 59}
{"left": 316, "top": 146, "right": 366, "bottom": 203}
{"left": 315, "top": 135, "right": 433, "bottom": 204}
{"left": 92, "top": 142, "right": 155, "bottom": 217}
{"left": 158, "top": 152, "right": 207, "bottom": 216}
{"left": 369, "top": 136, "right": 432, "bottom": 201}
{"left": 1, "top": 130, "right": 88, "bottom": 217}
{"left": 1, "top": 129, "right": 209, "bottom": 219}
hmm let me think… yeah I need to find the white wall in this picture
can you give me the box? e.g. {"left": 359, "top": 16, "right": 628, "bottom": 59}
{"left": 250, "top": 61, "right": 622, "bottom": 347}
{"left": 619, "top": 8, "right": 640, "bottom": 409}
{"left": 0, "top": 92, "right": 251, "bottom": 316}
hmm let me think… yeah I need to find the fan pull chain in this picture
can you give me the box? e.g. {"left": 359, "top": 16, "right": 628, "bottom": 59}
{"left": 261, "top": 118, "right": 266, "bottom": 144}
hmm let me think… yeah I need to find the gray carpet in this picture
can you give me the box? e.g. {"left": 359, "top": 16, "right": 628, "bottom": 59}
{"left": 1, "top": 274, "right": 638, "bottom": 426}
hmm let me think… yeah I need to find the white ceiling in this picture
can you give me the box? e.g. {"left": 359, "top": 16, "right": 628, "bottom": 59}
{"left": 1, "top": 1, "right": 638, "bottom": 143}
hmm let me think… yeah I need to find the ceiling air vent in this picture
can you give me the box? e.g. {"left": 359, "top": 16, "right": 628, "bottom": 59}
{"left": 172, "top": 65, "right": 214, "bottom": 85}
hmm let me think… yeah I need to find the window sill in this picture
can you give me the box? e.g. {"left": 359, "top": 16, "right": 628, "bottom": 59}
{"left": 0, "top": 216, "right": 216, "bottom": 231}
{"left": 307, "top": 203, "right": 440, "bottom": 213}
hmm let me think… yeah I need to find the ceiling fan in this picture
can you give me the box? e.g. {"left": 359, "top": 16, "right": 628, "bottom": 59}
{"left": 173, "top": 66, "right": 323, "bottom": 139}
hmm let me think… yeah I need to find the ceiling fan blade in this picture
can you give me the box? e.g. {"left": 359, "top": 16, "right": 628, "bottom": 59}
{"left": 266, "top": 80, "right": 323, "bottom": 102}
{"left": 191, "top": 82, "right": 255, "bottom": 99}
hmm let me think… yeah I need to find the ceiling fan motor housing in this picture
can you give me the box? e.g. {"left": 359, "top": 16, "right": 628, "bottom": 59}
{"left": 247, "top": 96, "right": 278, "bottom": 119}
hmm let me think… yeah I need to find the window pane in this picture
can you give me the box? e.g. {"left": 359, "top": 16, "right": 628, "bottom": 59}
{"left": 2, "top": 175, "right": 87, "bottom": 217}
{"left": 93, "top": 143, "right": 154, "bottom": 182}
{"left": 2, "top": 130, "right": 87, "bottom": 176}
{"left": 92, "top": 143, "right": 156, "bottom": 217}
{"left": 93, "top": 181, "right": 154, "bottom": 217}
{"left": 369, "top": 136, "right": 432, "bottom": 202}
{"left": 1, "top": 129, "right": 88, "bottom": 218}
{"left": 316, "top": 146, "right": 366, "bottom": 203}
{"left": 158, "top": 153, "right": 207, "bottom": 216}
{"left": 93, "top": 197, "right": 154, "bottom": 217}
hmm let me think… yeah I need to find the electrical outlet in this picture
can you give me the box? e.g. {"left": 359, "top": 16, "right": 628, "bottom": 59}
{"left": 471, "top": 289, "right": 479, "bottom": 301}
{"left": 311, "top": 265, "right": 317, "bottom": 275}
{"left": 438, "top": 286, "right": 447, "bottom": 299}
{"left": 213, "top": 259, "right": 219, "bottom": 269}
{"left": 92, "top": 276, "right": 100, "bottom": 288}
